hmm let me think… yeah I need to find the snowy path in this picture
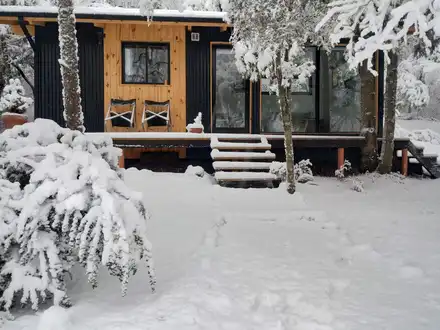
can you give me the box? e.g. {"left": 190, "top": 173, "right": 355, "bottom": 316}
{"left": 4, "top": 170, "right": 440, "bottom": 330}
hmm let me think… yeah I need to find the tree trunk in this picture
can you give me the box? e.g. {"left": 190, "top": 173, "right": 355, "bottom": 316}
{"left": 377, "top": 51, "right": 398, "bottom": 174}
{"left": 58, "top": 0, "right": 84, "bottom": 132}
{"left": 276, "top": 52, "right": 295, "bottom": 194}
{"left": 359, "top": 59, "right": 378, "bottom": 172}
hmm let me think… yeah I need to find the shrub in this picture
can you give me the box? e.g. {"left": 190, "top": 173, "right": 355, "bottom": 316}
{"left": 0, "top": 119, "right": 155, "bottom": 314}
{"left": 270, "top": 159, "right": 314, "bottom": 183}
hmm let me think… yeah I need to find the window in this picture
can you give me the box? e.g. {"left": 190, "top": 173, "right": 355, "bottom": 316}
{"left": 122, "top": 42, "right": 170, "bottom": 84}
{"left": 320, "top": 47, "right": 361, "bottom": 132}
{"left": 212, "top": 46, "right": 248, "bottom": 132}
{"left": 260, "top": 46, "right": 364, "bottom": 134}
{"left": 261, "top": 47, "right": 316, "bottom": 133}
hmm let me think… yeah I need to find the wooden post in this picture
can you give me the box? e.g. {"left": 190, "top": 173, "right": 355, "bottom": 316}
{"left": 401, "top": 148, "right": 408, "bottom": 176}
{"left": 118, "top": 149, "right": 125, "bottom": 169}
{"left": 337, "top": 148, "right": 345, "bottom": 170}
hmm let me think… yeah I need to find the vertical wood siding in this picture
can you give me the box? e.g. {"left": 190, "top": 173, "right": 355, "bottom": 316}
{"left": 103, "top": 24, "right": 186, "bottom": 133}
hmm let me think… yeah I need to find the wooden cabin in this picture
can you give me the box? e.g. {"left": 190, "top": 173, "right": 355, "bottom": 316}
{"left": 1, "top": 6, "right": 418, "bottom": 179}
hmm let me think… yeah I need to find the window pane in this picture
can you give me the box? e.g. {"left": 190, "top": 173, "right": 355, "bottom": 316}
{"left": 261, "top": 47, "right": 316, "bottom": 133}
{"left": 124, "top": 46, "right": 147, "bottom": 83}
{"left": 213, "top": 48, "right": 246, "bottom": 129}
{"left": 327, "top": 49, "right": 361, "bottom": 132}
{"left": 147, "top": 45, "right": 169, "bottom": 84}
{"left": 123, "top": 43, "right": 169, "bottom": 84}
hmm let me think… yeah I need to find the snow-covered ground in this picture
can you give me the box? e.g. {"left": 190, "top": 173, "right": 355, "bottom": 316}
{"left": 4, "top": 169, "right": 440, "bottom": 330}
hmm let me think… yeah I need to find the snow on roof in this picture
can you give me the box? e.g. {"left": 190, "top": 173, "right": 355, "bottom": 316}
{"left": 0, "top": 5, "right": 227, "bottom": 23}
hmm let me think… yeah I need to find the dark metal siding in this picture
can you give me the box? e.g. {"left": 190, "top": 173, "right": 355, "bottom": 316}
{"left": 34, "top": 23, "right": 104, "bottom": 132}
{"left": 35, "top": 24, "right": 63, "bottom": 126}
{"left": 77, "top": 24, "right": 104, "bottom": 132}
{"left": 186, "top": 27, "right": 261, "bottom": 134}
{"left": 186, "top": 27, "right": 230, "bottom": 133}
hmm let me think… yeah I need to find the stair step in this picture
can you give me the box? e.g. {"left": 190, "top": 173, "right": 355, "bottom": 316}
{"left": 214, "top": 135, "right": 266, "bottom": 142}
{"left": 211, "top": 150, "right": 276, "bottom": 161}
{"left": 210, "top": 141, "right": 271, "bottom": 151}
{"left": 215, "top": 171, "right": 277, "bottom": 182}
{"left": 421, "top": 153, "right": 439, "bottom": 160}
{"left": 213, "top": 161, "right": 272, "bottom": 171}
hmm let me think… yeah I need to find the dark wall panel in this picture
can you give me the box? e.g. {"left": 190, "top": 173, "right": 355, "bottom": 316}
{"left": 77, "top": 24, "right": 104, "bottom": 132}
{"left": 34, "top": 23, "right": 104, "bottom": 132}
{"left": 186, "top": 27, "right": 230, "bottom": 133}
{"left": 35, "top": 24, "right": 63, "bottom": 126}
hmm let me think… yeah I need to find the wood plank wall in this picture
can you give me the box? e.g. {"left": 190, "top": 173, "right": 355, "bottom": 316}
{"left": 103, "top": 23, "right": 187, "bottom": 133}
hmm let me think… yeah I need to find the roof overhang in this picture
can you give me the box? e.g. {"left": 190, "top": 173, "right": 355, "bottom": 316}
{"left": 0, "top": 5, "right": 229, "bottom": 28}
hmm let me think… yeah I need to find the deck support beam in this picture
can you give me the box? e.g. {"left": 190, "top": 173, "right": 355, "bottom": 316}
{"left": 18, "top": 16, "right": 36, "bottom": 52}
{"left": 401, "top": 148, "right": 408, "bottom": 176}
{"left": 118, "top": 149, "right": 125, "bottom": 169}
{"left": 337, "top": 148, "right": 345, "bottom": 170}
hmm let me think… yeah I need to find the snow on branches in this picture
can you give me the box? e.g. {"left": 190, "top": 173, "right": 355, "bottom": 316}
{"left": 398, "top": 58, "right": 430, "bottom": 110}
{"left": 138, "top": 0, "right": 227, "bottom": 16}
{"left": 0, "top": 119, "right": 155, "bottom": 313}
{"left": 316, "top": 0, "right": 440, "bottom": 73}
{"left": 0, "top": 78, "right": 33, "bottom": 115}
{"left": 228, "top": 0, "right": 328, "bottom": 91}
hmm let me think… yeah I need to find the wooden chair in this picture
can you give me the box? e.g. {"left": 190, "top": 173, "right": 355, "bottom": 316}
{"left": 105, "top": 99, "right": 136, "bottom": 128}
{"left": 142, "top": 100, "right": 171, "bottom": 131}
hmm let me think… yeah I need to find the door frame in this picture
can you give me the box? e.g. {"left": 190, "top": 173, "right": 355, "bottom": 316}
{"left": 210, "top": 42, "right": 251, "bottom": 133}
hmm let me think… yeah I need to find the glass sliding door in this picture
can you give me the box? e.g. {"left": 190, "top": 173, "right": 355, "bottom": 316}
{"left": 320, "top": 47, "right": 362, "bottom": 132}
{"left": 260, "top": 47, "right": 317, "bottom": 133}
{"left": 212, "top": 45, "right": 249, "bottom": 133}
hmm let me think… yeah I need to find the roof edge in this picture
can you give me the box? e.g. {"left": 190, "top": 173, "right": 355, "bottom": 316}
{"left": 0, "top": 6, "right": 228, "bottom": 24}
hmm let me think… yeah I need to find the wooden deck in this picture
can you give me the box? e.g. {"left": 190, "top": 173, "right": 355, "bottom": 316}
{"left": 87, "top": 132, "right": 411, "bottom": 149}
{"left": 86, "top": 132, "right": 413, "bottom": 177}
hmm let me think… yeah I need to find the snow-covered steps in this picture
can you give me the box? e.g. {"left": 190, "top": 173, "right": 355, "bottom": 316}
{"left": 211, "top": 150, "right": 276, "bottom": 161}
{"left": 213, "top": 161, "right": 272, "bottom": 171}
{"left": 398, "top": 141, "right": 440, "bottom": 178}
{"left": 215, "top": 171, "right": 277, "bottom": 182}
{"left": 210, "top": 135, "right": 279, "bottom": 187}
{"left": 210, "top": 136, "right": 271, "bottom": 151}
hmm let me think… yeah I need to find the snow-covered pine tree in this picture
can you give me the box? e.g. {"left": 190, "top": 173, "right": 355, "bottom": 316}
{"left": 316, "top": 0, "right": 440, "bottom": 173}
{"left": 0, "top": 119, "right": 155, "bottom": 313}
{"left": 228, "top": 0, "right": 329, "bottom": 194}
{"left": 58, "top": 0, "right": 84, "bottom": 132}
{"left": 0, "top": 78, "right": 33, "bottom": 114}
{"left": 0, "top": 26, "right": 12, "bottom": 95}
{"left": 0, "top": 1, "right": 36, "bottom": 95}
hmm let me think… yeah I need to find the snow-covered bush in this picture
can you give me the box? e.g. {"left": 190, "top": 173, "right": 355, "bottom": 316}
{"left": 270, "top": 160, "right": 314, "bottom": 183}
{"left": 185, "top": 165, "right": 205, "bottom": 177}
{"left": 0, "top": 79, "right": 33, "bottom": 115}
{"left": 351, "top": 178, "right": 364, "bottom": 192}
{"left": 335, "top": 160, "right": 352, "bottom": 180}
{"left": 0, "top": 119, "right": 155, "bottom": 314}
